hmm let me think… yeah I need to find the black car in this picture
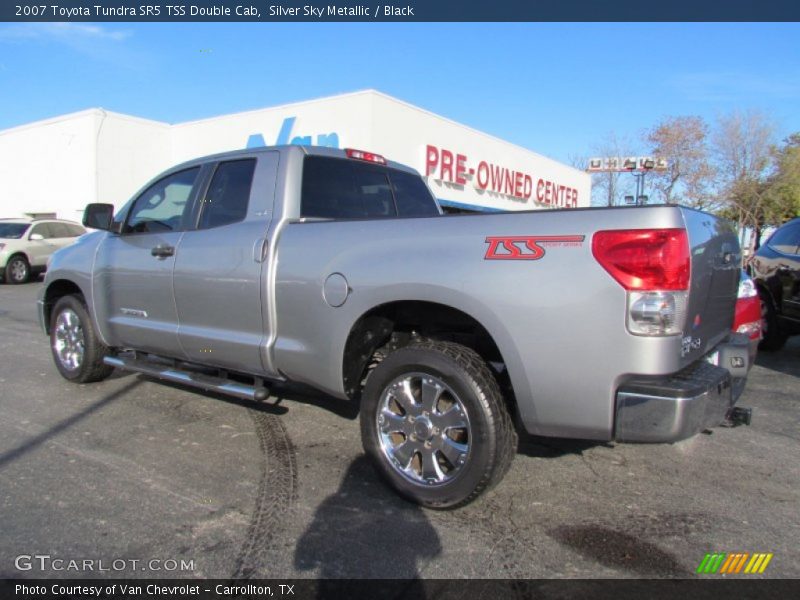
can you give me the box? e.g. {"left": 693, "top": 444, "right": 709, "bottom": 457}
{"left": 749, "top": 217, "right": 800, "bottom": 350}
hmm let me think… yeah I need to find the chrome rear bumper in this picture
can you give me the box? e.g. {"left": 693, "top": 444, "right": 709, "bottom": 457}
{"left": 615, "top": 343, "right": 749, "bottom": 443}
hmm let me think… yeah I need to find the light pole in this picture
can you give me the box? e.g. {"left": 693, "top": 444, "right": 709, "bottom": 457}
{"left": 587, "top": 156, "right": 666, "bottom": 206}
{"left": 634, "top": 158, "right": 655, "bottom": 205}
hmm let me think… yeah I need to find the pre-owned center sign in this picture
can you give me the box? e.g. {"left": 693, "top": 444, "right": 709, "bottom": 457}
{"left": 424, "top": 145, "right": 580, "bottom": 208}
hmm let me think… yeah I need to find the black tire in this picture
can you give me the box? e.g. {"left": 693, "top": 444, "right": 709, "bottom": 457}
{"left": 50, "top": 295, "right": 114, "bottom": 383}
{"left": 758, "top": 291, "right": 788, "bottom": 351}
{"left": 360, "top": 340, "right": 517, "bottom": 509}
{"left": 5, "top": 255, "right": 30, "bottom": 284}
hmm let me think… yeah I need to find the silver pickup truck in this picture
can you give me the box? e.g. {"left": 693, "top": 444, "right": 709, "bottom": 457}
{"left": 38, "top": 145, "right": 752, "bottom": 508}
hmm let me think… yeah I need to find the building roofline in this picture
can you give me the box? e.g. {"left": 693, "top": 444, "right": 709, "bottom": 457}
{"left": 0, "top": 90, "right": 587, "bottom": 178}
{"left": 0, "top": 108, "right": 169, "bottom": 136}
{"left": 368, "top": 91, "right": 588, "bottom": 178}
{"left": 171, "top": 89, "right": 382, "bottom": 129}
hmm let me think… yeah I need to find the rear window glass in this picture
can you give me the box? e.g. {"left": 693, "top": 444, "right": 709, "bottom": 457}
{"left": 301, "top": 156, "right": 437, "bottom": 219}
{"left": 0, "top": 223, "right": 29, "bottom": 239}
{"left": 767, "top": 221, "right": 800, "bottom": 255}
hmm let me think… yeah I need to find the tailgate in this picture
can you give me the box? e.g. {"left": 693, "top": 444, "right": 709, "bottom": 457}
{"left": 680, "top": 208, "right": 740, "bottom": 366}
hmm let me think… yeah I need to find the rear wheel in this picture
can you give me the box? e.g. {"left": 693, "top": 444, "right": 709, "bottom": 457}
{"left": 758, "top": 292, "right": 787, "bottom": 351}
{"left": 5, "top": 255, "right": 30, "bottom": 284}
{"left": 360, "top": 340, "right": 516, "bottom": 509}
{"left": 50, "top": 295, "right": 114, "bottom": 383}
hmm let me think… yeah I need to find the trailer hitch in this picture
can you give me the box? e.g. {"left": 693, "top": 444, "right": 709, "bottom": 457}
{"left": 725, "top": 406, "right": 752, "bottom": 427}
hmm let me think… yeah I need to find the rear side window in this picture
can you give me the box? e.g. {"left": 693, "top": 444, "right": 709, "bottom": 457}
{"left": 49, "top": 222, "right": 71, "bottom": 238}
{"left": 301, "top": 156, "right": 437, "bottom": 219}
{"left": 767, "top": 221, "right": 800, "bottom": 255}
{"left": 391, "top": 169, "right": 440, "bottom": 217}
{"left": 66, "top": 224, "right": 86, "bottom": 237}
{"left": 198, "top": 159, "right": 256, "bottom": 230}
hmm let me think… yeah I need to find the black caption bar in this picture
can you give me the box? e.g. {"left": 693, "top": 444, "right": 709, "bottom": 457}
{"left": 2, "top": 0, "right": 800, "bottom": 22}
{"left": 3, "top": 579, "right": 800, "bottom": 600}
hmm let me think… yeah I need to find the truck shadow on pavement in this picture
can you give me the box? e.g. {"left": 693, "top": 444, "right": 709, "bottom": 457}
{"left": 0, "top": 379, "right": 142, "bottom": 471}
{"left": 294, "top": 455, "right": 441, "bottom": 594}
{"left": 516, "top": 434, "right": 610, "bottom": 458}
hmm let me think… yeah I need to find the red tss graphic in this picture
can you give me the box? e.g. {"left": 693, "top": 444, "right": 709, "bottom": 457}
{"left": 484, "top": 235, "right": 585, "bottom": 260}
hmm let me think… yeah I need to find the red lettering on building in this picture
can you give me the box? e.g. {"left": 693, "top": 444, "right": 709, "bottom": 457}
{"left": 441, "top": 149, "right": 454, "bottom": 182}
{"left": 425, "top": 145, "right": 439, "bottom": 176}
{"left": 455, "top": 154, "right": 467, "bottom": 185}
{"left": 477, "top": 161, "right": 489, "bottom": 189}
{"left": 424, "top": 144, "right": 579, "bottom": 207}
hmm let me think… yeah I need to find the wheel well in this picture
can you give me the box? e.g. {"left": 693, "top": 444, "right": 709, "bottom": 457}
{"left": 6, "top": 252, "right": 29, "bottom": 264}
{"left": 756, "top": 280, "right": 780, "bottom": 311}
{"left": 42, "top": 280, "right": 84, "bottom": 334}
{"left": 342, "top": 301, "right": 514, "bottom": 405}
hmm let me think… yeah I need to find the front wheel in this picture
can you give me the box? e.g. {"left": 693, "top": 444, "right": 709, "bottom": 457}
{"left": 360, "top": 340, "right": 517, "bottom": 509}
{"left": 50, "top": 295, "right": 114, "bottom": 383}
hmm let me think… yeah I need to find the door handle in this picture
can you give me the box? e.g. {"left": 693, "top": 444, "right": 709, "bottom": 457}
{"left": 253, "top": 237, "right": 269, "bottom": 263}
{"left": 151, "top": 244, "right": 175, "bottom": 258}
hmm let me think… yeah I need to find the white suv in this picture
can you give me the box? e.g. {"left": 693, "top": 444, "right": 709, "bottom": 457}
{"left": 0, "top": 219, "right": 86, "bottom": 284}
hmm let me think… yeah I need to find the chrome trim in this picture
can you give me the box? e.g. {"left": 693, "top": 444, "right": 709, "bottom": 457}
{"left": 615, "top": 363, "right": 733, "bottom": 443}
{"left": 103, "top": 356, "right": 269, "bottom": 401}
{"left": 376, "top": 372, "right": 471, "bottom": 486}
{"left": 53, "top": 308, "right": 85, "bottom": 372}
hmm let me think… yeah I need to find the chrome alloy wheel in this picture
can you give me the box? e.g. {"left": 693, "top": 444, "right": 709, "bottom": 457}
{"left": 376, "top": 372, "right": 471, "bottom": 486}
{"left": 53, "top": 308, "right": 85, "bottom": 371}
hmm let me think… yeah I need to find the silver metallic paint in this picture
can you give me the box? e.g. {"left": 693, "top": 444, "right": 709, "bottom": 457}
{"left": 39, "top": 146, "right": 742, "bottom": 441}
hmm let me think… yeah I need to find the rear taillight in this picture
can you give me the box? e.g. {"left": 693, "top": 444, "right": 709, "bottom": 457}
{"left": 592, "top": 228, "right": 691, "bottom": 337}
{"left": 345, "top": 148, "right": 387, "bottom": 165}
{"left": 592, "top": 228, "right": 690, "bottom": 291}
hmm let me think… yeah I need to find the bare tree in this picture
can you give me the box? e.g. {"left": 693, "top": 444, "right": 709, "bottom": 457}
{"left": 646, "top": 116, "right": 715, "bottom": 208}
{"left": 566, "top": 152, "right": 587, "bottom": 171}
{"left": 712, "top": 109, "right": 776, "bottom": 251}
{"left": 589, "top": 132, "right": 634, "bottom": 207}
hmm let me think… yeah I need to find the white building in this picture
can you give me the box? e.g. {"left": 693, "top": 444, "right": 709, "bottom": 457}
{"left": 0, "top": 90, "right": 590, "bottom": 221}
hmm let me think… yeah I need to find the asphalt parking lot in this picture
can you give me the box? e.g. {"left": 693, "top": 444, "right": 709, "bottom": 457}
{"left": 1, "top": 281, "right": 798, "bottom": 579}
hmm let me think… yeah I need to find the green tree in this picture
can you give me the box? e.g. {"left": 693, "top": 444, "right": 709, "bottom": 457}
{"left": 764, "top": 133, "right": 800, "bottom": 226}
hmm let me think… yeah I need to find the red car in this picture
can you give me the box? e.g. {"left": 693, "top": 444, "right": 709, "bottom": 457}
{"left": 733, "top": 270, "right": 761, "bottom": 361}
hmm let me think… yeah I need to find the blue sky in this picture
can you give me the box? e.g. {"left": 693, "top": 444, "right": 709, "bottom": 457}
{"left": 1, "top": 22, "right": 798, "bottom": 163}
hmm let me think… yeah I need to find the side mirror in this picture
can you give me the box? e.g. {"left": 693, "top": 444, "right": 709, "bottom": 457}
{"left": 29, "top": 233, "right": 44, "bottom": 241}
{"left": 83, "top": 203, "right": 115, "bottom": 231}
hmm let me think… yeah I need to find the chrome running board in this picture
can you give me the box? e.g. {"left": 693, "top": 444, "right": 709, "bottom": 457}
{"left": 104, "top": 354, "right": 270, "bottom": 402}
